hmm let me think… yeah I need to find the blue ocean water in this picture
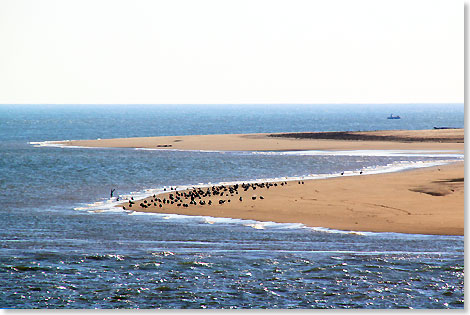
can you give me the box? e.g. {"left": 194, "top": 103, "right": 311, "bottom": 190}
{"left": 0, "top": 104, "right": 464, "bottom": 309}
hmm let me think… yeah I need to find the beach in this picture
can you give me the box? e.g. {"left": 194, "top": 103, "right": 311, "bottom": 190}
{"left": 120, "top": 162, "right": 463, "bottom": 236}
{"left": 59, "top": 128, "right": 464, "bottom": 152}
{"left": 72, "top": 128, "right": 466, "bottom": 236}
{"left": 5, "top": 105, "right": 465, "bottom": 308}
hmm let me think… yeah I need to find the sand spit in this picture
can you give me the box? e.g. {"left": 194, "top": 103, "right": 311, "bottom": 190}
{"left": 119, "top": 162, "right": 464, "bottom": 236}
{"left": 55, "top": 129, "right": 464, "bottom": 152}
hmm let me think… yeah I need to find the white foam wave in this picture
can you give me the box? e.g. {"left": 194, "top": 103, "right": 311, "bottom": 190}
{"left": 311, "top": 227, "right": 376, "bottom": 236}
{"left": 252, "top": 149, "right": 463, "bottom": 158}
{"left": 29, "top": 140, "right": 69, "bottom": 148}
{"left": 73, "top": 194, "right": 463, "bottom": 238}
{"left": 31, "top": 140, "right": 463, "bottom": 159}
{"left": 135, "top": 148, "right": 221, "bottom": 153}
{"left": 29, "top": 140, "right": 102, "bottom": 149}
{"left": 77, "top": 198, "right": 461, "bottom": 238}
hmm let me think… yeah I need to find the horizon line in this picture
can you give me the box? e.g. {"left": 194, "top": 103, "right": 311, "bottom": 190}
{"left": 0, "top": 102, "right": 464, "bottom": 106}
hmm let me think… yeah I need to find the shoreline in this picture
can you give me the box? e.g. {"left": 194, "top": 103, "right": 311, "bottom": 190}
{"left": 45, "top": 128, "right": 463, "bottom": 236}
{"left": 117, "top": 161, "right": 464, "bottom": 236}
{"left": 52, "top": 129, "right": 464, "bottom": 152}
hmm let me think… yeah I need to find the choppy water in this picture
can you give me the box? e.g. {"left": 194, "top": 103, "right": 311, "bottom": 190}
{"left": 0, "top": 104, "right": 464, "bottom": 309}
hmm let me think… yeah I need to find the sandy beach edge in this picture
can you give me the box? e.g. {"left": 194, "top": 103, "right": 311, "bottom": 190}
{"left": 52, "top": 129, "right": 464, "bottom": 152}
{"left": 118, "top": 161, "right": 464, "bottom": 236}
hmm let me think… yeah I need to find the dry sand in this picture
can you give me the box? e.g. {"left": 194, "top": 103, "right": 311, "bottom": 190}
{"left": 58, "top": 129, "right": 464, "bottom": 152}
{"left": 64, "top": 129, "right": 463, "bottom": 235}
{"left": 118, "top": 163, "right": 464, "bottom": 236}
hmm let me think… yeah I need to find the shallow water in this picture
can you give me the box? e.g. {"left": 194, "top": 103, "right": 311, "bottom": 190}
{"left": 0, "top": 210, "right": 463, "bottom": 309}
{"left": 0, "top": 104, "right": 464, "bottom": 309}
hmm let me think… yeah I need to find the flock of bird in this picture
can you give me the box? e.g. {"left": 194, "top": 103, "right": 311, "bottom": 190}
{"left": 122, "top": 180, "right": 305, "bottom": 211}
{"left": 121, "top": 170, "right": 363, "bottom": 211}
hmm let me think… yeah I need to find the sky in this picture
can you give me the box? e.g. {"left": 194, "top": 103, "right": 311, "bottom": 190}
{"left": 0, "top": 0, "right": 463, "bottom": 104}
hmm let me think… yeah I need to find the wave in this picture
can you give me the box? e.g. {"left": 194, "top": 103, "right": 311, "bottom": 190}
{"left": 30, "top": 140, "right": 463, "bottom": 159}
{"left": 29, "top": 140, "right": 101, "bottom": 149}
{"left": 29, "top": 140, "right": 68, "bottom": 148}
{"left": 251, "top": 149, "right": 463, "bottom": 158}
{"left": 82, "top": 206, "right": 463, "bottom": 240}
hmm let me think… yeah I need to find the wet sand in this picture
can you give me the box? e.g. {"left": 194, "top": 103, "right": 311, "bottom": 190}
{"left": 62, "top": 129, "right": 463, "bottom": 235}
{"left": 119, "top": 162, "right": 464, "bottom": 236}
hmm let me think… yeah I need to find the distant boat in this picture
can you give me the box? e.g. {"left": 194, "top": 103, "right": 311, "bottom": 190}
{"left": 387, "top": 114, "right": 400, "bottom": 119}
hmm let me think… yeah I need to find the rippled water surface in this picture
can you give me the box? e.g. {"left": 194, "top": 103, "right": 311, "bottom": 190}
{"left": 0, "top": 104, "right": 464, "bottom": 309}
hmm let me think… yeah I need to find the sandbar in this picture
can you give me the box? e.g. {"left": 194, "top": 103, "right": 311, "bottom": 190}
{"left": 118, "top": 162, "right": 464, "bottom": 236}
{"left": 61, "top": 129, "right": 463, "bottom": 235}
{"left": 57, "top": 129, "right": 464, "bottom": 152}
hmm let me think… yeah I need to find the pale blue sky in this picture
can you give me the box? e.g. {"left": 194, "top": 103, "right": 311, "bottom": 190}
{"left": 0, "top": 0, "right": 463, "bottom": 104}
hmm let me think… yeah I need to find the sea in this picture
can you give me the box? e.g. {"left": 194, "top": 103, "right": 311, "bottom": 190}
{"left": 0, "top": 103, "right": 464, "bottom": 309}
